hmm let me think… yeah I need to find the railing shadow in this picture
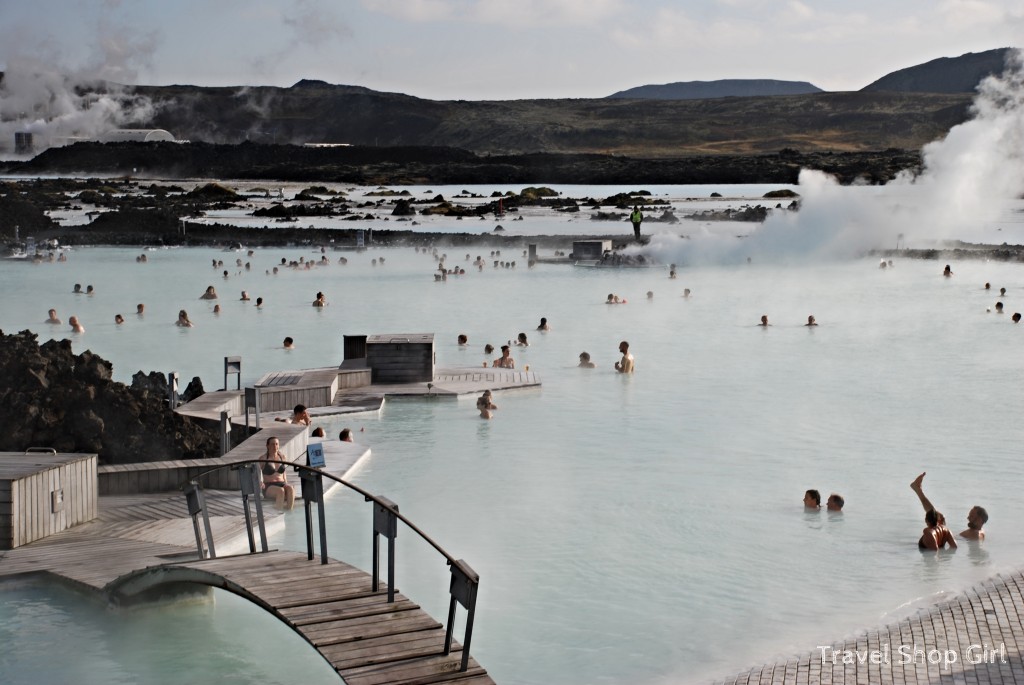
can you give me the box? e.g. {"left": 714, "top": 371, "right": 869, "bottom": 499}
{"left": 180, "top": 457, "right": 479, "bottom": 672}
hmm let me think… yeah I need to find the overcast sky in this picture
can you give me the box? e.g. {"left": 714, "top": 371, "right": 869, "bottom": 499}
{"left": 1, "top": 0, "right": 1022, "bottom": 100}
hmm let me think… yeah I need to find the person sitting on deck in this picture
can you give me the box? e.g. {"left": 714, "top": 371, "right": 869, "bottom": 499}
{"left": 260, "top": 436, "right": 295, "bottom": 510}
{"left": 911, "top": 472, "right": 987, "bottom": 542}
{"left": 493, "top": 345, "right": 515, "bottom": 369}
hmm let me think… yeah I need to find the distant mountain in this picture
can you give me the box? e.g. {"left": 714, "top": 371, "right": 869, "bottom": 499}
{"left": 861, "top": 48, "right": 1014, "bottom": 93}
{"left": 606, "top": 79, "right": 823, "bottom": 100}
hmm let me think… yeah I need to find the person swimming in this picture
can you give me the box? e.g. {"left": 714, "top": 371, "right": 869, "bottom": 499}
{"left": 200, "top": 285, "right": 218, "bottom": 300}
{"left": 943, "top": 264, "right": 953, "bottom": 277}
{"left": 578, "top": 351, "right": 596, "bottom": 368}
{"left": 68, "top": 316, "right": 85, "bottom": 333}
{"left": 759, "top": 315, "right": 770, "bottom": 327}
{"left": 177, "top": 310, "right": 194, "bottom": 327}
{"left": 46, "top": 309, "right": 61, "bottom": 324}
{"left": 805, "top": 315, "right": 818, "bottom": 326}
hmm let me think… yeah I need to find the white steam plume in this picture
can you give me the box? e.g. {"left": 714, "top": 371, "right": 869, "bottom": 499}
{"left": 0, "top": 25, "right": 159, "bottom": 156}
{"left": 642, "top": 48, "right": 1024, "bottom": 266}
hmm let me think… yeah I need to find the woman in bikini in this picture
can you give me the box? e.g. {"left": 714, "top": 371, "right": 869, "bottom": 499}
{"left": 261, "top": 436, "right": 295, "bottom": 510}
{"left": 919, "top": 509, "right": 957, "bottom": 551}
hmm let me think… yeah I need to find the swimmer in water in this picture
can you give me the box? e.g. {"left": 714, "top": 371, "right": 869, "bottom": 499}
{"left": 537, "top": 317, "right": 550, "bottom": 331}
{"left": 910, "top": 473, "right": 958, "bottom": 550}
{"left": 283, "top": 336, "right": 295, "bottom": 349}
{"left": 213, "top": 304, "right": 221, "bottom": 314}
{"left": 46, "top": 309, "right": 61, "bottom": 324}
{"left": 1012, "top": 313, "right": 1021, "bottom": 323}
{"left": 943, "top": 264, "right": 953, "bottom": 277}
{"left": 683, "top": 288, "right": 691, "bottom": 298}
{"left": 312, "top": 291, "right": 327, "bottom": 307}
{"left": 614, "top": 340, "right": 634, "bottom": 373}
{"left": 69, "top": 316, "right": 84, "bottom": 333}
{"left": 177, "top": 310, "right": 194, "bottom": 327}
{"left": 826, "top": 494, "right": 844, "bottom": 512}
{"left": 578, "top": 351, "right": 596, "bottom": 368}
{"left": 458, "top": 334, "right": 469, "bottom": 346}
{"left": 240, "top": 291, "right": 250, "bottom": 301}
{"left": 911, "top": 471, "right": 987, "bottom": 542}
{"left": 73, "top": 283, "right": 83, "bottom": 294}
{"left": 200, "top": 285, "right": 218, "bottom": 300}
{"left": 515, "top": 332, "right": 529, "bottom": 347}
{"left": 136, "top": 303, "right": 145, "bottom": 316}
{"left": 803, "top": 489, "right": 820, "bottom": 509}
{"left": 805, "top": 315, "right": 818, "bottom": 326}
{"left": 114, "top": 314, "right": 125, "bottom": 325}
{"left": 492, "top": 345, "right": 515, "bottom": 369}
{"left": 759, "top": 315, "right": 770, "bottom": 327}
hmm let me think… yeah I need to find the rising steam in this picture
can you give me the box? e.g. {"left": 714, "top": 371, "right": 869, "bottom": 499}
{"left": 645, "top": 48, "right": 1024, "bottom": 266}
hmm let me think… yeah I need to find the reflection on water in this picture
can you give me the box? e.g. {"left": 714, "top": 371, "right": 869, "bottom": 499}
{"left": 1, "top": 227, "right": 1023, "bottom": 684}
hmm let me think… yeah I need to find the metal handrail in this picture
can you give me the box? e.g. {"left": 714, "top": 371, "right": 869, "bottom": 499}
{"left": 180, "top": 458, "right": 462, "bottom": 567}
{"left": 179, "top": 457, "right": 479, "bottom": 670}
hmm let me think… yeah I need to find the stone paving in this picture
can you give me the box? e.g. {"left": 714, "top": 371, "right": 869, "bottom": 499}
{"left": 720, "top": 572, "right": 1024, "bottom": 684}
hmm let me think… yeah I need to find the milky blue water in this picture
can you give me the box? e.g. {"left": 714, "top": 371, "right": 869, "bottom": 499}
{"left": 2, "top": 183, "right": 1024, "bottom": 685}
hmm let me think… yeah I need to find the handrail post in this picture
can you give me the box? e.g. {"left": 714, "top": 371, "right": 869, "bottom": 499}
{"left": 235, "top": 462, "right": 268, "bottom": 553}
{"left": 219, "top": 410, "right": 231, "bottom": 456}
{"left": 370, "top": 496, "right": 399, "bottom": 602}
{"left": 167, "top": 371, "right": 179, "bottom": 410}
{"left": 183, "top": 481, "right": 216, "bottom": 559}
{"left": 299, "top": 468, "right": 327, "bottom": 564}
{"left": 443, "top": 559, "right": 479, "bottom": 671}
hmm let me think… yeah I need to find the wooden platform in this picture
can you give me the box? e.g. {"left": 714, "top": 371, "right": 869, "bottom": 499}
{"left": 108, "top": 550, "right": 494, "bottom": 684}
{"left": 177, "top": 365, "right": 540, "bottom": 424}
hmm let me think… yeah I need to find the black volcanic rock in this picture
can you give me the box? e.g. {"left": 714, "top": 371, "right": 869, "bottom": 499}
{"left": 0, "top": 330, "right": 219, "bottom": 464}
{"left": 608, "top": 79, "right": 823, "bottom": 99}
{"left": 862, "top": 48, "right": 1014, "bottom": 93}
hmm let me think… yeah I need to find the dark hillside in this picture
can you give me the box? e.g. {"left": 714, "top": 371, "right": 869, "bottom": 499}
{"left": 861, "top": 48, "right": 1013, "bottom": 93}
{"left": 608, "top": 79, "right": 823, "bottom": 99}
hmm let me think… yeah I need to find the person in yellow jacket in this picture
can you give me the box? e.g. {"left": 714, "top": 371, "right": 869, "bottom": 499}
{"left": 630, "top": 205, "right": 643, "bottom": 240}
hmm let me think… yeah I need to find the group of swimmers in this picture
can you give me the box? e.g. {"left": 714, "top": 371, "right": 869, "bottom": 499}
{"left": 802, "top": 472, "right": 988, "bottom": 551}
{"left": 758, "top": 315, "right": 818, "bottom": 327}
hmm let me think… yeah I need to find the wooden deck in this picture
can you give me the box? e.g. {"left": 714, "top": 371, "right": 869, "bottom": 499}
{"left": 0, "top": 445, "right": 494, "bottom": 684}
{"left": 108, "top": 550, "right": 494, "bottom": 684}
{"left": 177, "top": 365, "right": 540, "bottom": 423}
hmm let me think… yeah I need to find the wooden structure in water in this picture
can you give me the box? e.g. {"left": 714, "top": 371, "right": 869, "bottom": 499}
{"left": 109, "top": 550, "right": 493, "bottom": 684}
{"left": 0, "top": 451, "right": 97, "bottom": 549}
{"left": 365, "top": 333, "right": 436, "bottom": 383}
{"left": 0, "top": 447, "right": 496, "bottom": 684}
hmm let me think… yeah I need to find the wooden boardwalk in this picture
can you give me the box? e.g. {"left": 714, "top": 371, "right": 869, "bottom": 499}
{"left": 0, "top": 452, "right": 495, "bottom": 684}
{"left": 109, "top": 550, "right": 494, "bottom": 685}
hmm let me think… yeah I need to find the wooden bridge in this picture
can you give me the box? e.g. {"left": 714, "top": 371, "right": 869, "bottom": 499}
{"left": 108, "top": 550, "right": 494, "bottom": 685}
{"left": 0, "top": 451, "right": 495, "bottom": 684}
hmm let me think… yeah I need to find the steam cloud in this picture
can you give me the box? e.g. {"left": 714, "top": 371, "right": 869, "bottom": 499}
{"left": 644, "top": 48, "right": 1024, "bottom": 266}
{"left": 0, "top": 24, "right": 159, "bottom": 157}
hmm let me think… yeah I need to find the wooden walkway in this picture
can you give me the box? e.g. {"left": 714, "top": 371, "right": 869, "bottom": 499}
{"left": 719, "top": 570, "right": 1024, "bottom": 685}
{"left": 0, "top": 452, "right": 495, "bottom": 684}
{"left": 108, "top": 550, "right": 494, "bottom": 685}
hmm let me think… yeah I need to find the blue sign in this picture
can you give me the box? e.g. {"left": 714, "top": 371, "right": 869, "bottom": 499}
{"left": 307, "top": 442, "right": 326, "bottom": 468}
